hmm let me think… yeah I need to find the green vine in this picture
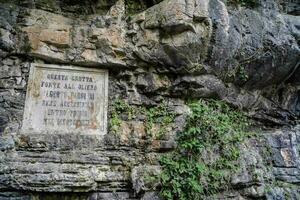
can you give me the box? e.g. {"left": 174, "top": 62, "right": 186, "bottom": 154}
{"left": 109, "top": 99, "right": 175, "bottom": 139}
{"left": 238, "top": 64, "right": 249, "bottom": 82}
{"left": 159, "top": 99, "right": 252, "bottom": 200}
{"left": 110, "top": 99, "right": 131, "bottom": 134}
{"left": 145, "top": 103, "right": 176, "bottom": 139}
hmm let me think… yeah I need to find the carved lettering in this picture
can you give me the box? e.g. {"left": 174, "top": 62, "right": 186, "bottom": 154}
{"left": 40, "top": 71, "right": 99, "bottom": 129}
{"left": 22, "top": 64, "right": 108, "bottom": 134}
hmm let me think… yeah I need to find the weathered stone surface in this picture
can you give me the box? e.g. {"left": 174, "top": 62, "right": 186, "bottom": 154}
{"left": 22, "top": 63, "right": 108, "bottom": 135}
{"left": 0, "top": 0, "right": 300, "bottom": 199}
{"left": 18, "top": 4, "right": 128, "bottom": 67}
{"left": 130, "top": 0, "right": 212, "bottom": 72}
{"left": 131, "top": 165, "right": 161, "bottom": 194}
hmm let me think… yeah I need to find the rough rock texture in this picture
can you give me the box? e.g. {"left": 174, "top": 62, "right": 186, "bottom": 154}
{"left": 0, "top": 0, "right": 300, "bottom": 199}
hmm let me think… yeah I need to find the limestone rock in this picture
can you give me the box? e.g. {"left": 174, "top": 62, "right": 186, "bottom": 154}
{"left": 130, "top": 0, "right": 212, "bottom": 72}
{"left": 131, "top": 165, "right": 161, "bottom": 194}
{"left": 0, "top": 0, "right": 300, "bottom": 199}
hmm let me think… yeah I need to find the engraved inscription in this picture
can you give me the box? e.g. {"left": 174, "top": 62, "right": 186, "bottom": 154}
{"left": 22, "top": 64, "right": 108, "bottom": 134}
{"left": 41, "top": 73, "right": 97, "bottom": 128}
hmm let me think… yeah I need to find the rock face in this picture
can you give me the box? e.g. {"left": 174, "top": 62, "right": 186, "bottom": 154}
{"left": 0, "top": 0, "right": 299, "bottom": 199}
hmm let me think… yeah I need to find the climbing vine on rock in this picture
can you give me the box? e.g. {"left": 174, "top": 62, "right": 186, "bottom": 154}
{"left": 159, "top": 99, "right": 252, "bottom": 200}
{"left": 110, "top": 99, "right": 175, "bottom": 139}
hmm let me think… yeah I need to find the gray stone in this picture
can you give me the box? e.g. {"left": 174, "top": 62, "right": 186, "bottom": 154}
{"left": 0, "top": 28, "right": 14, "bottom": 51}
{"left": 241, "top": 185, "right": 266, "bottom": 198}
{"left": 0, "top": 0, "right": 300, "bottom": 199}
{"left": 273, "top": 167, "right": 300, "bottom": 183}
{"left": 141, "top": 192, "right": 161, "bottom": 200}
{"left": 0, "top": 135, "right": 15, "bottom": 151}
{"left": 0, "top": 63, "right": 22, "bottom": 79}
{"left": 131, "top": 165, "right": 161, "bottom": 194}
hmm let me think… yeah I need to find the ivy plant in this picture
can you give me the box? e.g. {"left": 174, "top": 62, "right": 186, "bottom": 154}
{"left": 159, "top": 99, "right": 252, "bottom": 200}
{"left": 109, "top": 99, "right": 175, "bottom": 139}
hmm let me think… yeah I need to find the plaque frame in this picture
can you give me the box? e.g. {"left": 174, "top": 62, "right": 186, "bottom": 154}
{"left": 22, "top": 63, "right": 108, "bottom": 135}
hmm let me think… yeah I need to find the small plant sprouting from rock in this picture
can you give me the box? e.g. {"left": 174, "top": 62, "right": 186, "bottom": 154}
{"left": 238, "top": 64, "right": 249, "bottom": 82}
{"left": 109, "top": 99, "right": 175, "bottom": 139}
{"left": 159, "top": 99, "right": 252, "bottom": 200}
{"left": 145, "top": 103, "right": 176, "bottom": 139}
{"left": 110, "top": 99, "right": 131, "bottom": 134}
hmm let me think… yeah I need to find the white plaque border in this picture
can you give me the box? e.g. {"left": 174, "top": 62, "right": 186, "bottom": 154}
{"left": 21, "top": 63, "right": 109, "bottom": 135}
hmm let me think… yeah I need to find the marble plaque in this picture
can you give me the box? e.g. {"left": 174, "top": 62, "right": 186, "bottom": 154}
{"left": 22, "top": 64, "right": 108, "bottom": 135}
